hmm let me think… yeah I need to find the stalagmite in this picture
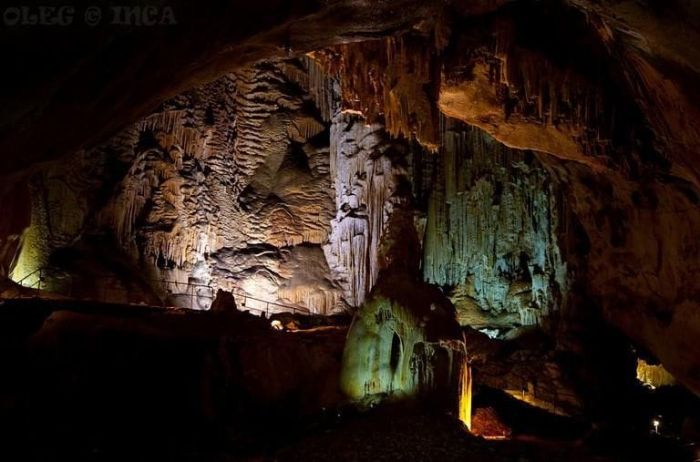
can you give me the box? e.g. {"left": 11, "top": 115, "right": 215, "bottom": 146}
{"left": 339, "top": 272, "right": 463, "bottom": 402}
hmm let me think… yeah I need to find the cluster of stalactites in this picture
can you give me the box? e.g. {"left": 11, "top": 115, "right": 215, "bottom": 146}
{"left": 314, "top": 32, "right": 443, "bottom": 151}
{"left": 277, "top": 284, "right": 341, "bottom": 316}
{"left": 423, "top": 118, "right": 568, "bottom": 326}
{"left": 487, "top": 27, "right": 616, "bottom": 157}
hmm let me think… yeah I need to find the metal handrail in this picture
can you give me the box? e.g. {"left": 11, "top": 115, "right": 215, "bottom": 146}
{"left": 3, "top": 266, "right": 312, "bottom": 316}
{"left": 230, "top": 289, "right": 311, "bottom": 316}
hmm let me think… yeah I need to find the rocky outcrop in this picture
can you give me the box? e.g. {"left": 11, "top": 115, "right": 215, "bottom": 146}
{"left": 636, "top": 358, "right": 676, "bottom": 389}
{"left": 6, "top": 56, "right": 425, "bottom": 315}
{"left": 542, "top": 155, "right": 700, "bottom": 396}
{"left": 463, "top": 327, "right": 584, "bottom": 416}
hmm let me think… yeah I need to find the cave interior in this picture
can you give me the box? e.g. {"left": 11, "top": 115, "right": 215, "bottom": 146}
{"left": 1, "top": 1, "right": 700, "bottom": 460}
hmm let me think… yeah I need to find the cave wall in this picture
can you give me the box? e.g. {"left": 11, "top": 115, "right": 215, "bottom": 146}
{"left": 7, "top": 149, "right": 119, "bottom": 289}
{"left": 2, "top": 0, "right": 700, "bottom": 403}
{"left": 6, "top": 58, "right": 414, "bottom": 315}
{"left": 7, "top": 60, "right": 345, "bottom": 313}
{"left": 542, "top": 155, "right": 700, "bottom": 396}
{"left": 95, "top": 61, "right": 339, "bottom": 312}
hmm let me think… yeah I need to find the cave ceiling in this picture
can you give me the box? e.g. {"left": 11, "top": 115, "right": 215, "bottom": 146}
{"left": 1, "top": 0, "right": 699, "bottom": 183}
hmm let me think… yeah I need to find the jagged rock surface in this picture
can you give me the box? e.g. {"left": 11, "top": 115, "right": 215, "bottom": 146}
{"left": 6, "top": 59, "right": 419, "bottom": 315}
{"left": 543, "top": 155, "right": 700, "bottom": 395}
{"left": 2, "top": 0, "right": 700, "bottom": 405}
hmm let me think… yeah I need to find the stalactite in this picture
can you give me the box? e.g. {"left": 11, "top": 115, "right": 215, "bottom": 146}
{"left": 423, "top": 117, "right": 567, "bottom": 326}
{"left": 303, "top": 55, "right": 334, "bottom": 123}
{"left": 316, "top": 32, "right": 441, "bottom": 150}
{"left": 277, "top": 285, "right": 341, "bottom": 316}
{"left": 287, "top": 116, "right": 325, "bottom": 143}
{"left": 479, "top": 22, "right": 617, "bottom": 156}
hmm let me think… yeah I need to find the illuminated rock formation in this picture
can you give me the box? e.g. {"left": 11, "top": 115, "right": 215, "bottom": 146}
{"left": 2, "top": 0, "right": 700, "bottom": 413}
{"left": 339, "top": 271, "right": 462, "bottom": 403}
{"left": 320, "top": 31, "right": 443, "bottom": 150}
{"left": 340, "top": 206, "right": 464, "bottom": 405}
{"left": 463, "top": 327, "right": 585, "bottom": 416}
{"left": 422, "top": 119, "right": 567, "bottom": 328}
{"left": 8, "top": 60, "right": 343, "bottom": 314}
{"left": 636, "top": 358, "right": 676, "bottom": 389}
{"left": 5, "top": 56, "right": 424, "bottom": 314}
{"left": 324, "top": 112, "right": 406, "bottom": 307}
{"left": 458, "top": 358, "right": 473, "bottom": 430}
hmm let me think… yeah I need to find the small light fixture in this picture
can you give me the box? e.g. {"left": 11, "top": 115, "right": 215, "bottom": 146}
{"left": 652, "top": 417, "right": 661, "bottom": 434}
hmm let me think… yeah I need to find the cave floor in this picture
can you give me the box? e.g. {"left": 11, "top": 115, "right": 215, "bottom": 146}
{"left": 270, "top": 405, "right": 689, "bottom": 462}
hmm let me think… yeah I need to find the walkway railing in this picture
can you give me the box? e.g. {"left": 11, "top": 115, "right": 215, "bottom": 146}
{"left": 3, "top": 267, "right": 311, "bottom": 316}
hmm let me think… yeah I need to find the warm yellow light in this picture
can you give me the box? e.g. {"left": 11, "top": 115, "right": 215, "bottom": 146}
{"left": 458, "top": 359, "right": 472, "bottom": 431}
{"left": 637, "top": 358, "right": 675, "bottom": 389}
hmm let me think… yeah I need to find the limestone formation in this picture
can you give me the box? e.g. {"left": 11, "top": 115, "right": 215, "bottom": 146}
{"left": 324, "top": 112, "right": 407, "bottom": 307}
{"left": 422, "top": 118, "right": 567, "bottom": 328}
{"left": 339, "top": 272, "right": 462, "bottom": 403}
